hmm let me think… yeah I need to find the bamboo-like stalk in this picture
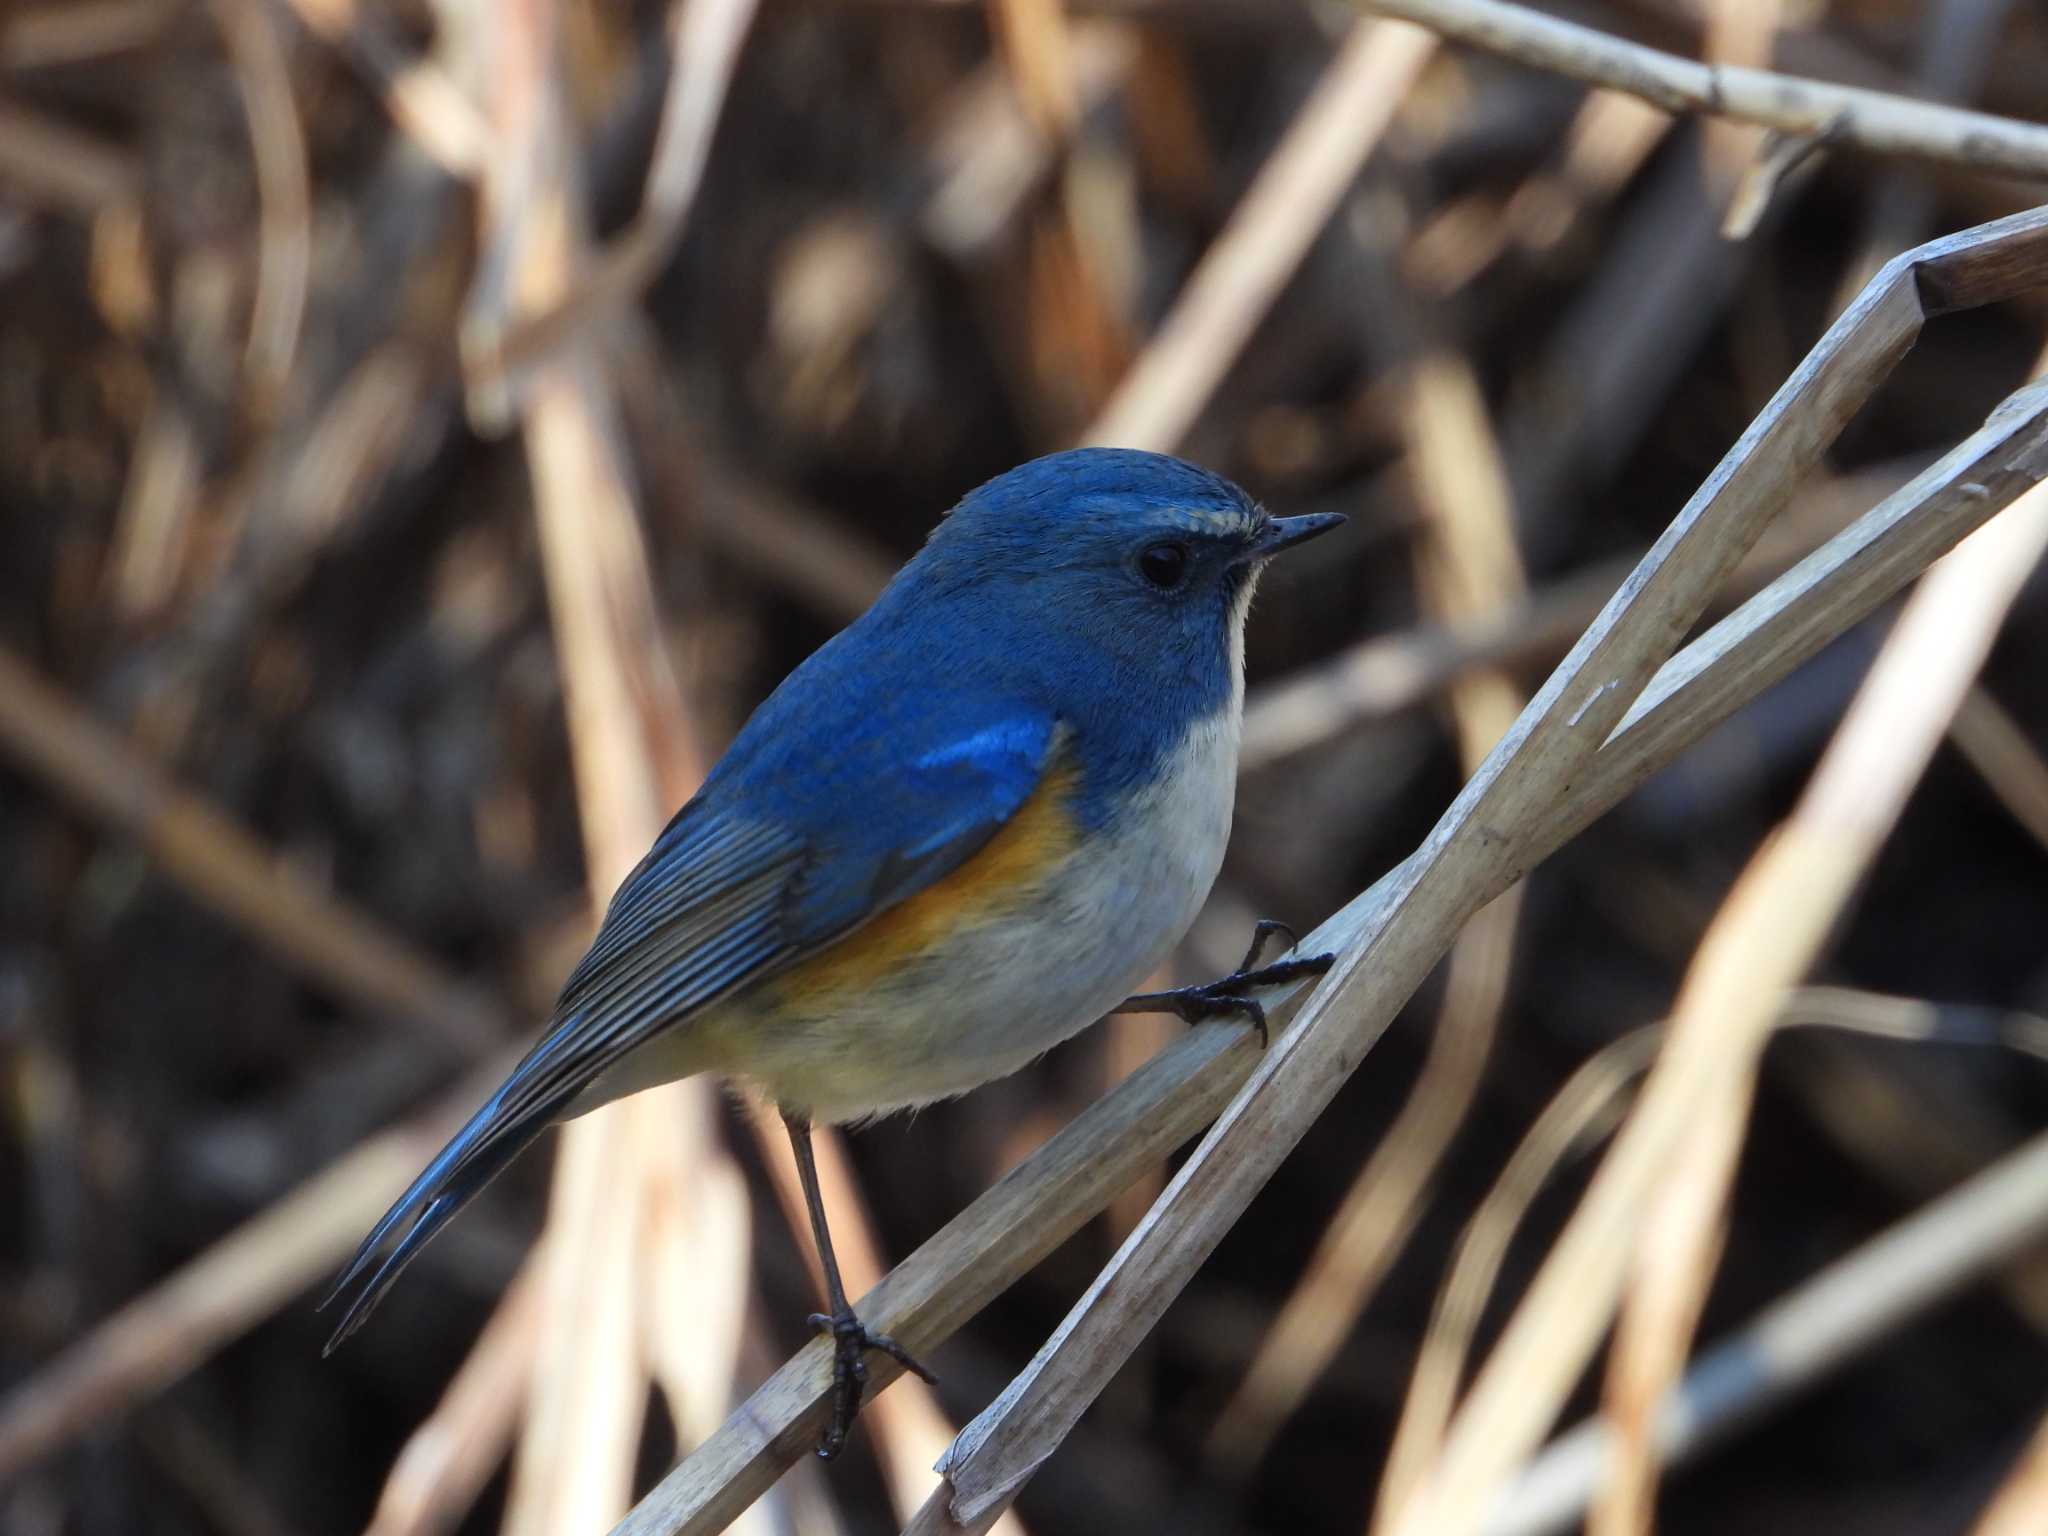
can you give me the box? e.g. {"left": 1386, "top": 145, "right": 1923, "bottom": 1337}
{"left": 1354, "top": 0, "right": 2048, "bottom": 178}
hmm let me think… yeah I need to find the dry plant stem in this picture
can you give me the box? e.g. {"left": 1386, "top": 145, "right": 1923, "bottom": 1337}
{"left": 1949, "top": 686, "right": 2048, "bottom": 858}
{"left": 365, "top": 1260, "right": 543, "bottom": 1536}
{"left": 609, "top": 206, "right": 2048, "bottom": 1536}
{"left": 1376, "top": 1030, "right": 1658, "bottom": 1529}
{"left": 1, "top": 0, "right": 177, "bottom": 67}
{"left": 1485, "top": 1128, "right": 2048, "bottom": 1536}
{"left": 1210, "top": 347, "right": 1528, "bottom": 1470}
{"left": 0, "top": 646, "right": 501, "bottom": 1051}
{"left": 1082, "top": 20, "right": 1437, "bottom": 451}
{"left": 610, "top": 1021, "right": 1262, "bottom": 1536}
{"left": 489, "top": 0, "right": 727, "bottom": 1519}
{"left": 750, "top": 1113, "right": 1014, "bottom": 1530}
{"left": 208, "top": 0, "right": 312, "bottom": 395}
{"left": 1382, "top": 342, "right": 2048, "bottom": 1533}
{"left": 1972, "top": 1409, "right": 2048, "bottom": 1536}
{"left": 0, "top": 96, "right": 140, "bottom": 214}
{"left": 277, "top": 0, "right": 487, "bottom": 175}
{"left": 468, "top": 0, "right": 760, "bottom": 409}
{"left": 1352, "top": 0, "right": 2048, "bottom": 178}
{"left": 0, "top": 1055, "right": 520, "bottom": 1483}
{"left": 909, "top": 209, "right": 2048, "bottom": 1536}
{"left": 1591, "top": 480, "right": 2048, "bottom": 1536}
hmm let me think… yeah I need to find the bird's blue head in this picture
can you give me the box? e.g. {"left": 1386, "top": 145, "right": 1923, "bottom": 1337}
{"left": 890, "top": 448, "right": 1343, "bottom": 779}
{"left": 911, "top": 447, "right": 1340, "bottom": 694}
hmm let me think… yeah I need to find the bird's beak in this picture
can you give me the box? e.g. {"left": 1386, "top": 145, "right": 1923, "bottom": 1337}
{"left": 1239, "top": 511, "right": 1346, "bottom": 564}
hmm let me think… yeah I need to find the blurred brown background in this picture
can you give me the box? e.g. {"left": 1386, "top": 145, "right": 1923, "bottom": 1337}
{"left": 2, "top": 1, "right": 2046, "bottom": 1534}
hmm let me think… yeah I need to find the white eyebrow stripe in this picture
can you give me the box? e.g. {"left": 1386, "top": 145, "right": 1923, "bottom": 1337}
{"left": 1160, "top": 506, "right": 1259, "bottom": 536}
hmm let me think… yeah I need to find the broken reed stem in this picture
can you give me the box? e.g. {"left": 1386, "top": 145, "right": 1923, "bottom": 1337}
{"left": 1354, "top": 0, "right": 2048, "bottom": 179}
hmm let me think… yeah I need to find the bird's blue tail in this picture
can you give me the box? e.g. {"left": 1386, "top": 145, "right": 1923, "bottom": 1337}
{"left": 318, "top": 1049, "right": 573, "bottom": 1354}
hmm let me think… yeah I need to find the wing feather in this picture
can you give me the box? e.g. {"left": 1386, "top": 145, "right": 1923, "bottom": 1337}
{"left": 322, "top": 703, "right": 1059, "bottom": 1349}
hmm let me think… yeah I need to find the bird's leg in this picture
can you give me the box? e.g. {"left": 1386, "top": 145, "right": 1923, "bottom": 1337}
{"left": 782, "top": 1111, "right": 937, "bottom": 1460}
{"left": 1110, "top": 920, "right": 1335, "bottom": 1047}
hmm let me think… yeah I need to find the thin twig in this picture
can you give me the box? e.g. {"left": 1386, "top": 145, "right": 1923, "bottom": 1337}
{"left": 0, "top": 646, "right": 501, "bottom": 1051}
{"left": 1484, "top": 1129, "right": 2048, "bottom": 1536}
{"left": 1353, "top": 0, "right": 2048, "bottom": 179}
{"left": 1589, "top": 474, "right": 2048, "bottom": 1536}
{"left": 1082, "top": 19, "right": 1437, "bottom": 451}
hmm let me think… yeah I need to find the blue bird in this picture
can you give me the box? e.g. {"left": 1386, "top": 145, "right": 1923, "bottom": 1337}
{"left": 321, "top": 448, "right": 1342, "bottom": 1455}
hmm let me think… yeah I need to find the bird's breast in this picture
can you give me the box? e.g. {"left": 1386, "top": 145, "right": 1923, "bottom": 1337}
{"left": 716, "top": 706, "right": 1241, "bottom": 1123}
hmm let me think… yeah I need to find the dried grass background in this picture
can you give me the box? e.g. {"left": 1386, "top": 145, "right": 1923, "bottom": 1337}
{"left": 1, "top": 2, "right": 2046, "bottom": 1536}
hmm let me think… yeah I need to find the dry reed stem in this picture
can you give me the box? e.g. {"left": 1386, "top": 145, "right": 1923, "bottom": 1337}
{"left": 1589, "top": 478, "right": 2048, "bottom": 1536}
{"left": 1487, "top": 1127, "right": 2048, "bottom": 1536}
{"left": 467, "top": 5, "right": 727, "bottom": 1528}
{"left": 208, "top": 0, "right": 312, "bottom": 397}
{"left": 1971, "top": 1409, "right": 2048, "bottom": 1536}
{"left": 0, "top": 646, "right": 501, "bottom": 1050}
{"left": 278, "top": 0, "right": 487, "bottom": 175}
{"left": 0, "top": 1055, "right": 520, "bottom": 1482}
{"left": 1375, "top": 1030, "right": 1657, "bottom": 1528}
{"left": 1082, "top": 20, "right": 1437, "bottom": 451}
{"left": 364, "top": 1260, "right": 543, "bottom": 1536}
{"left": 1210, "top": 347, "right": 1528, "bottom": 1469}
{"left": 914, "top": 204, "right": 2048, "bottom": 1536}
{"left": 1354, "top": 0, "right": 2048, "bottom": 178}
{"left": 1387, "top": 987, "right": 2048, "bottom": 1536}
{"left": 1949, "top": 686, "right": 2048, "bottom": 858}
{"left": 1237, "top": 450, "right": 1894, "bottom": 771}
{"left": 467, "top": 0, "right": 761, "bottom": 410}
{"left": 750, "top": 1111, "right": 1021, "bottom": 1532}
{"left": 919, "top": 23, "right": 1135, "bottom": 262}
{"left": 990, "top": 0, "right": 1082, "bottom": 139}
{"left": 0, "top": 96, "right": 140, "bottom": 214}
{"left": 1378, "top": 304, "right": 2048, "bottom": 1533}
{"left": 1, "top": 0, "right": 175, "bottom": 67}
{"left": 615, "top": 205, "right": 2048, "bottom": 1536}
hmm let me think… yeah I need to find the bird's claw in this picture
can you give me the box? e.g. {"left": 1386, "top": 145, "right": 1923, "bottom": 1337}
{"left": 1115, "top": 920, "right": 1335, "bottom": 1047}
{"left": 808, "top": 1309, "right": 937, "bottom": 1460}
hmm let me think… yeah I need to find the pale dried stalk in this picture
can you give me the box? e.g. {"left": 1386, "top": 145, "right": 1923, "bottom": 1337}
{"left": 365, "top": 1260, "right": 542, "bottom": 1536}
{"left": 1972, "top": 1409, "right": 2048, "bottom": 1536}
{"left": 0, "top": 1061, "right": 514, "bottom": 1483}
{"left": 209, "top": 0, "right": 311, "bottom": 395}
{"left": 0, "top": 646, "right": 500, "bottom": 1050}
{"left": 1588, "top": 480, "right": 2048, "bottom": 1536}
{"left": 278, "top": 0, "right": 487, "bottom": 175}
{"left": 1487, "top": 1127, "right": 2048, "bottom": 1536}
{"left": 1082, "top": 20, "right": 1437, "bottom": 452}
{"left": 0, "top": 97, "right": 140, "bottom": 213}
{"left": 1354, "top": 0, "right": 2048, "bottom": 178}
{"left": 467, "top": 0, "right": 761, "bottom": 408}
{"left": 1380, "top": 383, "right": 2048, "bottom": 1536}
{"left": 914, "top": 213, "right": 2048, "bottom": 1536}
{"left": 1210, "top": 348, "right": 1528, "bottom": 1469}
{"left": 611, "top": 206, "right": 2048, "bottom": 1536}
{"left": 482, "top": 3, "right": 735, "bottom": 1527}
{"left": 1375, "top": 1031, "right": 1657, "bottom": 1529}
{"left": 1949, "top": 686, "right": 2048, "bottom": 857}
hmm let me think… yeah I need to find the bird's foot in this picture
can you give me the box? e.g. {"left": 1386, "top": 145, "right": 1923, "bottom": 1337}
{"left": 1114, "top": 920, "right": 1335, "bottom": 1047}
{"left": 808, "top": 1308, "right": 938, "bottom": 1460}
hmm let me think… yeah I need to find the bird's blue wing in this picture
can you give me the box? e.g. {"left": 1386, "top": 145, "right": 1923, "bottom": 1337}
{"left": 321, "top": 697, "right": 1057, "bottom": 1349}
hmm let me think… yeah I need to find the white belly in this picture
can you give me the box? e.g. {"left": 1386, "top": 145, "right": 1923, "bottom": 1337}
{"left": 726, "top": 707, "right": 1240, "bottom": 1123}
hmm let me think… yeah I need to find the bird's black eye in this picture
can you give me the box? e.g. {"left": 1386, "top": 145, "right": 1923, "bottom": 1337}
{"left": 1138, "top": 541, "right": 1190, "bottom": 590}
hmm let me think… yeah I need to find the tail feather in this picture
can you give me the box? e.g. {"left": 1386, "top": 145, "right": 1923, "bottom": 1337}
{"left": 318, "top": 1074, "right": 561, "bottom": 1354}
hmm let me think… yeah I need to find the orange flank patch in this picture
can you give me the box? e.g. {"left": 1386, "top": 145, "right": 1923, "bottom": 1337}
{"left": 774, "top": 753, "right": 1081, "bottom": 1006}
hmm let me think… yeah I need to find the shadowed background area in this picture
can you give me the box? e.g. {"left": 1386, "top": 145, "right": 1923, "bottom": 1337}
{"left": 1, "top": 2, "right": 2046, "bottom": 1535}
